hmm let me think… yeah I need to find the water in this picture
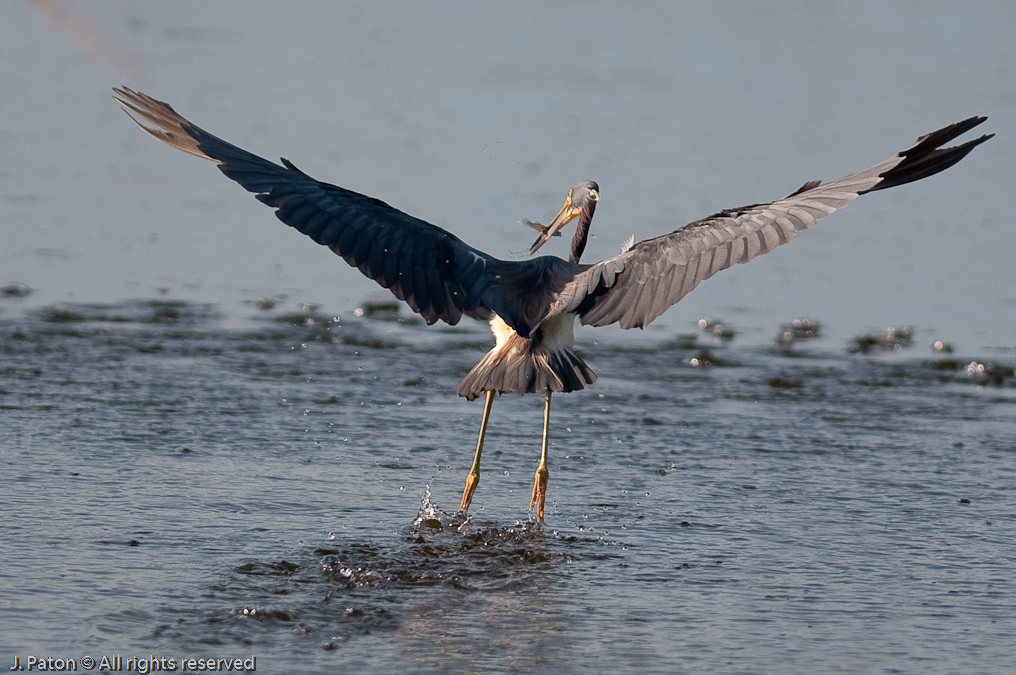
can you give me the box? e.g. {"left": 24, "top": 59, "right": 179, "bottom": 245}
{"left": 2, "top": 301, "right": 1014, "bottom": 674}
{"left": 3, "top": 2, "right": 1016, "bottom": 673}
{"left": 2, "top": 1, "right": 1014, "bottom": 352}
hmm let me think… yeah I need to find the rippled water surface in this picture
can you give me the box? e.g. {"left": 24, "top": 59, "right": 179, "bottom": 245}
{"left": 3, "top": 1, "right": 1016, "bottom": 673}
{"left": 2, "top": 301, "right": 1014, "bottom": 674}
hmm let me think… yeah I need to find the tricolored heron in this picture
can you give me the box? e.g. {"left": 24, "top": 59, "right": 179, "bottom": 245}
{"left": 114, "top": 88, "right": 990, "bottom": 522}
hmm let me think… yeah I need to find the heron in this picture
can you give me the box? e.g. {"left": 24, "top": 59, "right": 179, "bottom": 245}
{"left": 113, "top": 87, "right": 990, "bottom": 522}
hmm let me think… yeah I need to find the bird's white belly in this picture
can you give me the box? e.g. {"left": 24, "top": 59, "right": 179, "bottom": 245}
{"left": 487, "top": 313, "right": 576, "bottom": 353}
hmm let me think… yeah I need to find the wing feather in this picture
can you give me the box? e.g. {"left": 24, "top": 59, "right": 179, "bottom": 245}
{"left": 114, "top": 87, "right": 573, "bottom": 336}
{"left": 555, "top": 117, "right": 991, "bottom": 329}
{"left": 116, "top": 88, "right": 990, "bottom": 340}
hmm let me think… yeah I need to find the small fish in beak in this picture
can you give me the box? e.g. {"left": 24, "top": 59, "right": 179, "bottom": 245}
{"left": 527, "top": 182, "right": 599, "bottom": 255}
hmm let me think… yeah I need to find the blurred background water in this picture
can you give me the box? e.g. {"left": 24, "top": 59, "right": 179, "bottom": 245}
{"left": 2, "top": 2, "right": 1015, "bottom": 673}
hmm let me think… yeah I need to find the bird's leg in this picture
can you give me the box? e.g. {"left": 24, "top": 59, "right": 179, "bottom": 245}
{"left": 459, "top": 390, "right": 495, "bottom": 516}
{"left": 530, "top": 390, "right": 552, "bottom": 523}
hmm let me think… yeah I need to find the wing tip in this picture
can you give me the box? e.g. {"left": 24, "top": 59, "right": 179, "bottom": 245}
{"left": 867, "top": 117, "right": 992, "bottom": 193}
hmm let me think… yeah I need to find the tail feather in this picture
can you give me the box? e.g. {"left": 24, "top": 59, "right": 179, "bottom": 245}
{"left": 457, "top": 330, "right": 596, "bottom": 401}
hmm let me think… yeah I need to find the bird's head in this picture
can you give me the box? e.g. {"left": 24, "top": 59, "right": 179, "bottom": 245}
{"left": 529, "top": 180, "right": 599, "bottom": 255}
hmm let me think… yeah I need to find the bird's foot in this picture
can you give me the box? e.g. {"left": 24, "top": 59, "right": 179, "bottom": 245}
{"left": 530, "top": 466, "right": 549, "bottom": 523}
{"left": 459, "top": 471, "right": 479, "bottom": 516}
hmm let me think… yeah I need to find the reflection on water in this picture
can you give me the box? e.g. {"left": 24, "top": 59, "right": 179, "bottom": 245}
{"left": 2, "top": 300, "right": 1015, "bottom": 673}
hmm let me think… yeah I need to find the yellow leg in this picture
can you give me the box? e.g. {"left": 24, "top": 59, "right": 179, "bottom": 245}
{"left": 459, "top": 390, "right": 495, "bottom": 515}
{"left": 530, "top": 390, "right": 552, "bottom": 523}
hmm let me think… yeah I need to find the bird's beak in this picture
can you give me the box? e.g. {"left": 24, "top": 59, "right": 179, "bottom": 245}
{"left": 529, "top": 195, "right": 583, "bottom": 255}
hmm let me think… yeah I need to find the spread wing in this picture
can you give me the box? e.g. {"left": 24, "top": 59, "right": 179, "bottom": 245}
{"left": 555, "top": 117, "right": 991, "bottom": 329}
{"left": 113, "top": 87, "right": 577, "bottom": 338}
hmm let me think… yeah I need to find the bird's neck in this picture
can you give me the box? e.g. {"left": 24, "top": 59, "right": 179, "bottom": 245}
{"left": 568, "top": 201, "right": 595, "bottom": 264}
